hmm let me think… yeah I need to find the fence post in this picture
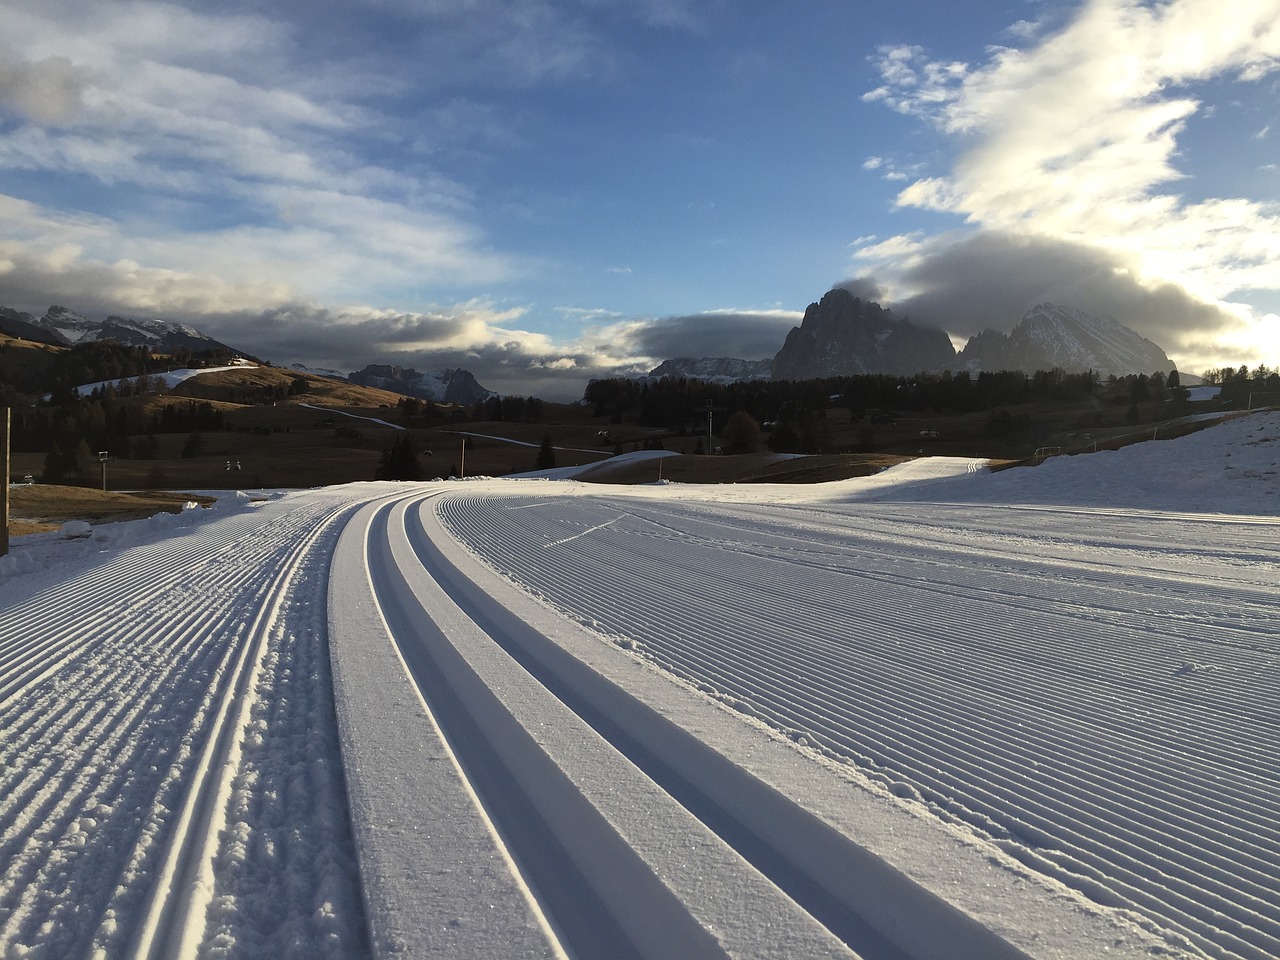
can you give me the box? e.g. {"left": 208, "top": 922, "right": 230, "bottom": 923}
{"left": 2, "top": 407, "right": 10, "bottom": 558}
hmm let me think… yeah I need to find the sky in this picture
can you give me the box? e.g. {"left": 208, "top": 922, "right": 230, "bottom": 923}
{"left": 0, "top": 0, "right": 1277, "bottom": 400}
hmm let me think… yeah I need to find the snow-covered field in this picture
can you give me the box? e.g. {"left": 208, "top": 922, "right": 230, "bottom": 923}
{"left": 1, "top": 412, "right": 1277, "bottom": 959}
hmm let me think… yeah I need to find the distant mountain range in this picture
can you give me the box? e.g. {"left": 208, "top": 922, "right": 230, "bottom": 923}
{"left": 0, "top": 304, "right": 241, "bottom": 354}
{"left": 645, "top": 289, "right": 1176, "bottom": 385}
{"left": 289, "top": 363, "right": 493, "bottom": 404}
{"left": 5, "top": 293, "right": 1176, "bottom": 404}
{"left": 1, "top": 303, "right": 498, "bottom": 404}
{"left": 646, "top": 357, "right": 773, "bottom": 383}
{"left": 345, "top": 364, "right": 495, "bottom": 405}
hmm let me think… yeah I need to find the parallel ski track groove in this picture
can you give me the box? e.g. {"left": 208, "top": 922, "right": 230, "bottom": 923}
{"left": 436, "top": 492, "right": 1280, "bottom": 960}
{"left": 0, "top": 497, "right": 353, "bottom": 958}
{"left": 0, "top": 510, "right": 325, "bottom": 710}
{"left": 125, "top": 503, "right": 350, "bottom": 960}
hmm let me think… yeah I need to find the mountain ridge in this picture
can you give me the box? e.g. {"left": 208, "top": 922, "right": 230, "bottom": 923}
{"left": 955, "top": 302, "right": 1175, "bottom": 377}
{"left": 646, "top": 357, "right": 773, "bottom": 383}
{"left": 771, "top": 288, "right": 957, "bottom": 380}
{"left": 347, "top": 364, "right": 495, "bottom": 405}
{"left": 0, "top": 304, "right": 242, "bottom": 355}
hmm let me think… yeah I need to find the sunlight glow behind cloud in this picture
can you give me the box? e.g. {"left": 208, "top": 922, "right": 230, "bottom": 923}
{"left": 860, "top": 0, "right": 1280, "bottom": 370}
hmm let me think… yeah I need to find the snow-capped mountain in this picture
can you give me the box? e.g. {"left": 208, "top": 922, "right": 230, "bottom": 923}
{"left": 645, "top": 357, "right": 773, "bottom": 383}
{"left": 347, "top": 364, "right": 494, "bottom": 404}
{"left": 956, "top": 303, "right": 1175, "bottom": 377}
{"left": 1, "top": 304, "right": 240, "bottom": 354}
{"left": 0, "top": 306, "right": 64, "bottom": 345}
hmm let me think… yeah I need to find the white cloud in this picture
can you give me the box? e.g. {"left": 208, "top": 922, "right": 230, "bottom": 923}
{"left": 0, "top": 1, "right": 534, "bottom": 316}
{"left": 861, "top": 0, "right": 1280, "bottom": 370}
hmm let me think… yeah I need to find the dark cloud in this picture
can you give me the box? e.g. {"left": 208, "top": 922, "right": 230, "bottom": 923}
{"left": 628, "top": 311, "right": 799, "bottom": 361}
{"left": 833, "top": 277, "right": 886, "bottom": 303}
{"left": 198, "top": 304, "right": 646, "bottom": 401}
{"left": 866, "top": 231, "right": 1247, "bottom": 355}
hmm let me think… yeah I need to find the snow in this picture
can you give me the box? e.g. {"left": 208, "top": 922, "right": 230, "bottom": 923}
{"left": 297, "top": 403, "right": 405, "bottom": 431}
{"left": 67, "top": 365, "right": 258, "bottom": 398}
{"left": 1, "top": 411, "right": 1278, "bottom": 959}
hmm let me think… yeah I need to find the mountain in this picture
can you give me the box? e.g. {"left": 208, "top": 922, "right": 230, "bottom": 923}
{"left": 771, "top": 288, "right": 956, "bottom": 381}
{"left": 347, "top": 364, "right": 494, "bottom": 404}
{"left": 10, "top": 305, "right": 242, "bottom": 354}
{"left": 646, "top": 357, "right": 773, "bottom": 383}
{"left": 289, "top": 362, "right": 349, "bottom": 381}
{"left": 956, "top": 303, "right": 1175, "bottom": 377}
{"left": 0, "top": 307, "right": 65, "bottom": 345}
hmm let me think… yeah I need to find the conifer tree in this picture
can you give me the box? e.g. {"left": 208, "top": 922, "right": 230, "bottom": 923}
{"left": 536, "top": 433, "right": 556, "bottom": 470}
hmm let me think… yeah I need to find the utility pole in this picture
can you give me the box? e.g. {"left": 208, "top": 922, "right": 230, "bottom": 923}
{"left": 459, "top": 437, "right": 466, "bottom": 478}
{"left": 2, "top": 407, "right": 9, "bottom": 558}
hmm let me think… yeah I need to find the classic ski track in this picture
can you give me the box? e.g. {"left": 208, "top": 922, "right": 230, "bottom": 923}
{"left": 353, "top": 493, "right": 872, "bottom": 960}
{"left": 0, "top": 509, "right": 324, "bottom": 712}
{"left": 0, "top": 494, "right": 365, "bottom": 958}
{"left": 435, "top": 490, "right": 1280, "bottom": 960}
{"left": 125, "top": 505, "right": 346, "bottom": 960}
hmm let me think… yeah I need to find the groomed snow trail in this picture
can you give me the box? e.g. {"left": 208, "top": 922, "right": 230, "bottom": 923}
{"left": 432, "top": 486, "right": 1279, "bottom": 960}
{"left": 2, "top": 412, "right": 1274, "bottom": 959}
{"left": 329, "top": 485, "right": 1215, "bottom": 960}
{"left": 0, "top": 489, "right": 372, "bottom": 960}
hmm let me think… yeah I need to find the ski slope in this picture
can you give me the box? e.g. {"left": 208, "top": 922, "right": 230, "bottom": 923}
{"left": 0, "top": 411, "right": 1277, "bottom": 959}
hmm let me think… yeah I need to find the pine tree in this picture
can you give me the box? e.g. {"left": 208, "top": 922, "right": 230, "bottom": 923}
{"left": 376, "top": 435, "right": 423, "bottom": 480}
{"left": 536, "top": 433, "right": 556, "bottom": 470}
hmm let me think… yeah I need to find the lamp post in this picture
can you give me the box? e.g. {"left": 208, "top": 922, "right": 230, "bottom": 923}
{"left": 99, "top": 450, "right": 109, "bottom": 492}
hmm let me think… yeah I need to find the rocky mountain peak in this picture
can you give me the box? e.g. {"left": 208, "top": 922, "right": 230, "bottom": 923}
{"left": 771, "top": 287, "right": 956, "bottom": 380}
{"left": 347, "top": 364, "right": 494, "bottom": 405}
{"left": 957, "top": 302, "right": 1174, "bottom": 377}
{"left": 646, "top": 357, "right": 773, "bottom": 383}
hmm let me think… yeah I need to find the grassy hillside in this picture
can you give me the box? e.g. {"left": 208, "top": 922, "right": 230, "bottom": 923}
{"left": 0, "top": 334, "right": 63, "bottom": 391}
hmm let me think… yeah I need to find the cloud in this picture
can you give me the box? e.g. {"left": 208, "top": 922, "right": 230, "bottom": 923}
{"left": 850, "top": 229, "right": 1263, "bottom": 368}
{"left": 860, "top": 0, "right": 1280, "bottom": 370}
{"left": 0, "top": 2, "right": 541, "bottom": 313}
{"left": 612, "top": 310, "right": 801, "bottom": 363}
{"left": 219, "top": 303, "right": 665, "bottom": 401}
{"left": 0, "top": 54, "right": 87, "bottom": 125}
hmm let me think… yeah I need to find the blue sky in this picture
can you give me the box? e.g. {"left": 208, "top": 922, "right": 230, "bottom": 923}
{"left": 0, "top": 0, "right": 1277, "bottom": 398}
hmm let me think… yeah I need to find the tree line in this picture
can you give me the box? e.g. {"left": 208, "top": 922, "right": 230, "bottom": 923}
{"left": 583, "top": 368, "right": 1116, "bottom": 431}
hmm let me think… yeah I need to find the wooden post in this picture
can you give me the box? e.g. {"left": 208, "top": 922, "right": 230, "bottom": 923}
{"left": 2, "top": 407, "right": 9, "bottom": 558}
{"left": 460, "top": 437, "right": 466, "bottom": 479}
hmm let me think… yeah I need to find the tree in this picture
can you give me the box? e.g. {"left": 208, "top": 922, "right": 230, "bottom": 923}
{"left": 41, "top": 447, "right": 69, "bottom": 483}
{"left": 722, "top": 410, "right": 762, "bottom": 454}
{"left": 376, "top": 435, "right": 423, "bottom": 481}
{"left": 767, "top": 420, "right": 800, "bottom": 453}
{"left": 535, "top": 433, "right": 556, "bottom": 470}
